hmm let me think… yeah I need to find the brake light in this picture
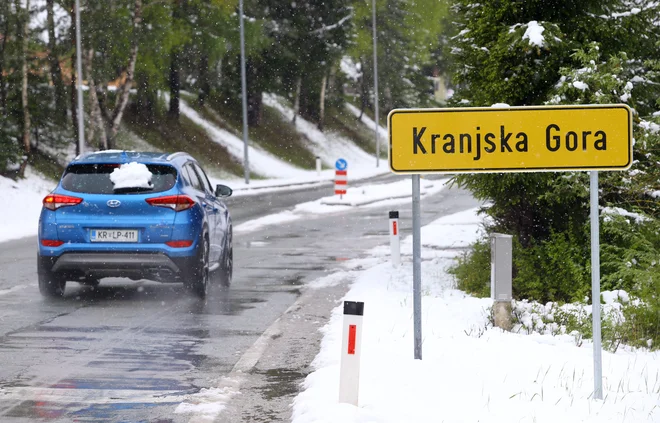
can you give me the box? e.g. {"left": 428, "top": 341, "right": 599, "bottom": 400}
{"left": 146, "top": 195, "right": 194, "bottom": 212}
{"left": 43, "top": 194, "right": 83, "bottom": 210}
{"left": 41, "top": 240, "right": 64, "bottom": 247}
{"left": 166, "top": 240, "right": 193, "bottom": 248}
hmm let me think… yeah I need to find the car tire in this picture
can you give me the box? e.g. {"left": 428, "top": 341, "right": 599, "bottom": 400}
{"left": 38, "top": 258, "right": 66, "bottom": 298}
{"left": 219, "top": 228, "right": 233, "bottom": 287}
{"left": 185, "top": 236, "right": 209, "bottom": 299}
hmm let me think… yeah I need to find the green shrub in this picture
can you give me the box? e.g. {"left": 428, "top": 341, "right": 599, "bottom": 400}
{"left": 449, "top": 240, "right": 491, "bottom": 298}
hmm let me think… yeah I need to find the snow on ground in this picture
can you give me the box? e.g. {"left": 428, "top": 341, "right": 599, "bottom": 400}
{"left": 263, "top": 94, "right": 377, "bottom": 171}
{"left": 177, "top": 93, "right": 388, "bottom": 191}
{"left": 0, "top": 169, "right": 55, "bottom": 243}
{"left": 344, "top": 103, "right": 389, "bottom": 141}
{"left": 178, "top": 98, "right": 308, "bottom": 179}
{"left": 234, "top": 178, "right": 449, "bottom": 234}
{"left": 291, "top": 207, "right": 660, "bottom": 423}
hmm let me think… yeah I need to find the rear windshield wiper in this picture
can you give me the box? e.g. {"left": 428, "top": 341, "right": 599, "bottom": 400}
{"left": 113, "top": 186, "right": 154, "bottom": 194}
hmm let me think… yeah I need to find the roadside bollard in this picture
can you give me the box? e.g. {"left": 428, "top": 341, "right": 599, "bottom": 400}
{"left": 491, "top": 233, "right": 513, "bottom": 330}
{"left": 339, "top": 301, "right": 364, "bottom": 406}
{"left": 335, "top": 169, "right": 347, "bottom": 199}
{"left": 389, "top": 211, "right": 400, "bottom": 267}
{"left": 316, "top": 156, "right": 321, "bottom": 176}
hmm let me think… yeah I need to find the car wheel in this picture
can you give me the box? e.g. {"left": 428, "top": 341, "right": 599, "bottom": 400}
{"left": 219, "top": 229, "right": 233, "bottom": 287}
{"left": 38, "top": 259, "right": 66, "bottom": 298}
{"left": 186, "top": 236, "right": 209, "bottom": 298}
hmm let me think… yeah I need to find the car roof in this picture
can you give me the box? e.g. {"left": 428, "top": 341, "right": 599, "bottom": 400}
{"left": 70, "top": 151, "right": 191, "bottom": 165}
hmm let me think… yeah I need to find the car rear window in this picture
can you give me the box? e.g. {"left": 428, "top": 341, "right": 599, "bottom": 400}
{"left": 61, "top": 164, "right": 177, "bottom": 194}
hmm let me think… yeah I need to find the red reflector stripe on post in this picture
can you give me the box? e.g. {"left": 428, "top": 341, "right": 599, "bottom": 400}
{"left": 348, "top": 324, "right": 357, "bottom": 355}
{"left": 335, "top": 170, "right": 347, "bottom": 176}
{"left": 335, "top": 190, "right": 347, "bottom": 195}
{"left": 393, "top": 221, "right": 398, "bottom": 235}
{"left": 335, "top": 180, "right": 347, "bottom": 185}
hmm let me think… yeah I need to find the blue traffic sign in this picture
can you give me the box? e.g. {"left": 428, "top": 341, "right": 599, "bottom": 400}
{"left": 335, "top": 158, "right": 348, "bottom": 171}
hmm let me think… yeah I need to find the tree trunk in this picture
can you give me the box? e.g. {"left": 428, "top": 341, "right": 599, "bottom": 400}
{"left": 359, "top": 59, "right": 369, "bottom": 120}
{"left": 383, "top": 84, "right": 392, "bottom": 116}
{"left": 246, "top": 59, "right": 262, "bottom": 127}
{"left": 168, "top": 0, "right": 182, "bottom": 119}
{"left": 168, "top": 49, "right": 180, "bottom": 119}
{"left": 197, "top": 54, "right": 210, "bottom": 107}
{"left": 85, "top": 49, "right": 107, "bottom": 150}
{"left": 318, "top": 73, "right": 327, "bottom": 131}
{"left": 106, "top": 0, "right": 142, "bottom": 149}
{"left": 46, "top": 0, "right": 67, "bottom": 122}
{"left": 20, "top": 0, "right": 31, "bottom": 176}
{"left": 0, "top": 3, "right": 9, "bottom": 114}
{"left": 292, "top": 76, "right": 301, "bottom": 124}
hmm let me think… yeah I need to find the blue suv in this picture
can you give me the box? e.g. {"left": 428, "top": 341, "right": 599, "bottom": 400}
{"left": 37, "top": 151, "right": 233, "bottom": 299}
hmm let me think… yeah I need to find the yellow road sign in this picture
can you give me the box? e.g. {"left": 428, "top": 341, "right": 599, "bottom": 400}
{"left": 388, "top": 104, "right": 632, "bottom": 173}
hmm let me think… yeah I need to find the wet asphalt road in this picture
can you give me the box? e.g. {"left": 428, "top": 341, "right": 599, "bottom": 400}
{"left": 0, "top": 174, "right": 480, "bottom": 422}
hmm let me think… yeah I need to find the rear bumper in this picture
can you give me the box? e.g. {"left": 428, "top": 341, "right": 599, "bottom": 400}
{"left": 38, "top": 252, "right": 196, "bottom": 282}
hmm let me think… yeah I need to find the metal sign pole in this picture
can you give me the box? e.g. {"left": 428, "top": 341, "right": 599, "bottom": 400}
{"left": 239, "top": 0, "right": 250, "bottom": 184}
{"left": 75, "top": 0, "right": 85, "bottom": 155}
{"left": 590, "top": 171, "right": 603, "bottom": 399}
{"left": 412, "top": 175, "right": 422, "bottom": 359}
{"left": 372, "top": 0, "right": 379, "bottom": 167}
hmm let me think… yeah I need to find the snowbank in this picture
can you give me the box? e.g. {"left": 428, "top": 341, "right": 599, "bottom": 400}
{"left": 292, "top": 208, "right": 660, "bottom": 423}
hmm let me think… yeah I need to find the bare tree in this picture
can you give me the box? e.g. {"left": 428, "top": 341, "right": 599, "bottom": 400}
{"left": 105, "top": 0, "right": 142, "bottom": 148}
{"left": 292, "top": 76, "right": 301, "bottom": 124}
{"left": 318, "top": 73, "right": 327, "bottom": 131}
{"left": 84, "top": 48, "right": 107, "bottom": 150}
{"left": 0, "top": 2, "right": 10, "bottom": 113}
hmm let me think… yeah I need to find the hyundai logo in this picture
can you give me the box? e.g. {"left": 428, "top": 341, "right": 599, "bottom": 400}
{"left": 107, "top": 199, "right": 121, "bottom": 208}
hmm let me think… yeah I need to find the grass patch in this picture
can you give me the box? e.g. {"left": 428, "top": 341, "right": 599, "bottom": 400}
{"left": 124, "top": 107, "right": 249, "bottom": 179}
{"left": 324, "top": 104, "right": 382, "bottom": 158}
{"left": 29, "top": 149, "right": 65, "bottom": 182}
{"left": 195, "top": 96, "right": 318, "bottom": 170}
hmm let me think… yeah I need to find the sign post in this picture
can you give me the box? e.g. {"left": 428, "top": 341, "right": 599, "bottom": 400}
{"left": 388, "top": 105, "right": 632, "bottom": 395}
{"left": 335, "top": 158, "right": 348, "bottom": 199}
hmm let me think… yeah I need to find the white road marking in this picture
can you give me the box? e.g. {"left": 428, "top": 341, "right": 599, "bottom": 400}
{"left": 0, "top": 386, "right": 185, "bottom": 404}
{"left": 181, "top": 290, "right": 311, "bottom": 423}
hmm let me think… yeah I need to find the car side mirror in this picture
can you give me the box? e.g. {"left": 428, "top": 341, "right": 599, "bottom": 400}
{"left": 215, "top": 184, "right": 232, "bottom": 198}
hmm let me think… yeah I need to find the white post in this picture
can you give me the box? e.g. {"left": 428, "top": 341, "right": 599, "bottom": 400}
{"left": 339, "top": 301, "right": 364, "bottom": 406}
{"left": 389, "top": 211, "right": 400, "bottom": 267}
{"left": 316, "top": 156, "right": 321, "bottom": 176}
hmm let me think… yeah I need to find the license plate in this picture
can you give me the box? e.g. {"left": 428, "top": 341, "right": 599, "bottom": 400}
{"left": 90, "top": 229, "right": 138, "bottom": 243}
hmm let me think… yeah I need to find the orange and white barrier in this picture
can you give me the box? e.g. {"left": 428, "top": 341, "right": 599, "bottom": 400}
{"left": 335, "top": 170, "right": 347, "bottom": 196}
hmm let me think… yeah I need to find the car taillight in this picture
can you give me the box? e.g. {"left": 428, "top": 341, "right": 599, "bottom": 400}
{"left": 41, "top": 240, "right": 64, "bottom": 247}
{"left": 43, "top": 194, "right": 83, "bottom": 210}
{"left": 166, "top": 240, "right": 193, "bottom": 248}
{"left": 146, "top": 195, "right": 194, "bottom": 212}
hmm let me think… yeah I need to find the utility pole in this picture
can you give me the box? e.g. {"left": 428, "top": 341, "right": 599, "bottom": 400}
{"left": 372, "top": 0, "right": 380, "bottom": 167}
{"left": 239, "top": 0, "right": 250, "bottom": 184}
{"left": 75, "top": 0, "right": 85, "bottom": 155}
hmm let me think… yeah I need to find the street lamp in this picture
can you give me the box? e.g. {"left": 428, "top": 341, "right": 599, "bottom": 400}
{"left": 239, "top": 0, "right": 250, "bottom": 184}
{"left": 372, "top": 0, "right": 379, "bottom": 167}
{"left": 75, "top": 0, "right": 85, "bottom": 155}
